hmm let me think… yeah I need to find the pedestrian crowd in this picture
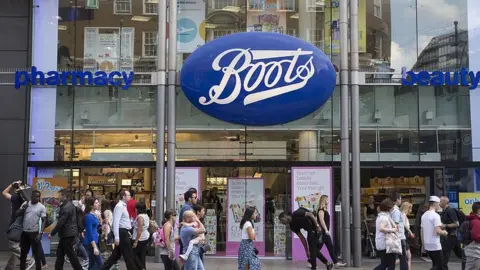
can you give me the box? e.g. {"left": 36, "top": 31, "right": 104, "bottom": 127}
{"left": 6, "top": 178, "right": 480, "bottom": 270}
{"left": 368, "top": 192, "right": 477, "bottom": 270}
{"left": 3, "top": 181, "right": 156, "bottom": 270}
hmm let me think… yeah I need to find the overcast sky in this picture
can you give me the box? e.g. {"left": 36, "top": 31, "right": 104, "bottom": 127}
{"left": 389, "top": 0, "right": 468, "bottom": 72}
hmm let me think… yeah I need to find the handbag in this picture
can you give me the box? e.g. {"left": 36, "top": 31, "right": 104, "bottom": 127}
{"left": 385, "top": 218, "right": 402, "bottom": 255}
{"left": 7, "top": 215, "right": 23, "bottom": 242}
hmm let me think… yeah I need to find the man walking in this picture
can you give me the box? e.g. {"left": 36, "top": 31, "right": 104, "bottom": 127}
{"left": 440, "top": 196, "right": 466, "bottom": 270}
{"left": 179, "top": 189, "right": 198, "bottom": 255}
{"left": 180, "top": 210, "right": 206, "bottom": 270}
{"left": 465, "top": 201, "right": 480, "bottom": 269}
{"left": 422, "top": 196, "right": 448, "bottom": 270}
{"left": 19, "top": 190, "right": 47, "bottom": 270}
{"left": 391, "top": 192, "right": 408, "bottom": 270}
{"left": 101, "top": 190, "right": 143, "bottom": 270}
{"left": 49, "top": 189, "right": 84, "bottom": 270}
{"left": 3, "top": 181, "right": 34, "bottom": 270}
{"left": 279, "top": 208, "right": 333, "bottom": 270}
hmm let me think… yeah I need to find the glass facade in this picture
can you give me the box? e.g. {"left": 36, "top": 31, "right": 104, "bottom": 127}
{"left": 30, "top": 0, "right": 471, "bottom": 163}
{"left": 23, "top": 0, "right": 480, "bottom": 257}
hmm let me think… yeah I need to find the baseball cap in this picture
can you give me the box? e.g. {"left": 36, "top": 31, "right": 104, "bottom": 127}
{"left": 429, "top": 196, "right": 440, "bottom": 203}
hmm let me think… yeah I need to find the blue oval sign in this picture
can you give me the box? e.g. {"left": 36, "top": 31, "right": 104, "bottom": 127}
{"left": 180, "top": 32, "right": 336, "bottom": 126}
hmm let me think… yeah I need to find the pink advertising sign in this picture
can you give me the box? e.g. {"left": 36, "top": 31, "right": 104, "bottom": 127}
{"left": 291, "top": 167, "right": 333, "bottom": 262}
{"left": 226, "top": 178, "right": 265, "bottom": 256}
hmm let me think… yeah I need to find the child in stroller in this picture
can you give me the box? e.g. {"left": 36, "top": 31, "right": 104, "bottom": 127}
{"left": 363, "top": 219, "right": 377, "bottom": 259}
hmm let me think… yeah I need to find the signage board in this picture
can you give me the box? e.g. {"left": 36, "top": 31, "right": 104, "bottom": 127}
{"left": 401, "top": 67, "right": 479, "bottom": 90}
{"left": 15, "top": 66, "right": 134, "bottom": 89}
{"left": 180, "top": 32, "right": 336, "bottom": 126}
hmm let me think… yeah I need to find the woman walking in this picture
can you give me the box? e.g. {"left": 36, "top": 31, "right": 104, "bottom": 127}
{"left": 374, "top": 199, "right": 398, "bottom": 270}
{"left": 317, "top": 195, "right": 346, "bottom": 268}
{"left": 83, "top": 197, "right": 103, "bottom": 270}
{"left": 159, "top": 210, "right": 177, "bottom": 270}
{"left": 133, "top": 202, "right": 150, "bottom": 270}
{"left": 238, "top": 206, "right": 261, "bottom": 270}
{"left": 401, "top": 202, "right": 414, "bottom": 270}
{"left": 100, "top": 200, "right": 119, "bottom": 270}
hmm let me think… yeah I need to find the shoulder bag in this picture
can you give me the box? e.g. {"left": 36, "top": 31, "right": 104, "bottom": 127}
{"left": 385, "top": 217, "right": 402, "bottom": 255}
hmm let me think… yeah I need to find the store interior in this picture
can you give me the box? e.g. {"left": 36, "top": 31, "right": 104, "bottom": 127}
{"left": 32, "top": 165, "right": 437, "bottom": 257}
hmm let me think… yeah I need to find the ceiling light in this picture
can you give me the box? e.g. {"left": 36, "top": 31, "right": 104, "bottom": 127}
{"left": 290, "top": 13, "right": 299, "bottom": 19}
{"left": 131, "top": 16, "right": 151, "bottom": 22}
{"left": 222, "top": 6, "right": 240, "bottom": 12}
{"left": 58, "top": 25, "right": 67, "bottom": 31}
{"left": 205, "top": 23, "right": 218, "bottom": 29}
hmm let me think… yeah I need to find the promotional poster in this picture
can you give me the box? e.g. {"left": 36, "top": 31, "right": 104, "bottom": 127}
{"left": 226, "top": 178, "right": 265, "bottom": 256}
{"left": 291, "top": 167, "right": 333, "bottom": 261}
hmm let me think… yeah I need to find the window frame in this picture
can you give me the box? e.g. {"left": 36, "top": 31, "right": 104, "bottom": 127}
{"left": 306, "top": 28, "right": 324, "bottom": 50}
{"left": 142, "top": 31, "right": 158, "bottom": 58}
{"left": 143, "top": 0, "right": 158, "bottom": 15}
{"left": 373, "top": 0, "right": 382, "bottom": 19}
{"left": 113, "top": 0, "right": 132, "bottom": 15}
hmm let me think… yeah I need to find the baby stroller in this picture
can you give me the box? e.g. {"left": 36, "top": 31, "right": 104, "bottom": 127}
{"left": 363, "top": 219, "right": 376, "bottom": 259}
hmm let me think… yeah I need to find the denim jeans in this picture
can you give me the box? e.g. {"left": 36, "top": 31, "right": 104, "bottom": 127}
{"left": 183, "top": 246, "right": 204, "bottom": 270}
{"left": 84, "top": 244, "right": 103, "bottom": 270}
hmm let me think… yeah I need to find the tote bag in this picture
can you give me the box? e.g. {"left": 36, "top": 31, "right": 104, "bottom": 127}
{"left": 385, "top": 218, "right": 402, "bottom": 255}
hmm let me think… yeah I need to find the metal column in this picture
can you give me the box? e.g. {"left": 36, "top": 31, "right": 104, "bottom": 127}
{"left": 154, "top": 0, "right": 167, "bottom": 263}
{"left": 166, "top": 0, "right": 177, "bottom": 210}
{"left": 350, "top": 0, "right": 361, "bottom": 266}
{"left": 339, "top": 0, "right": 351, "bottom": 266}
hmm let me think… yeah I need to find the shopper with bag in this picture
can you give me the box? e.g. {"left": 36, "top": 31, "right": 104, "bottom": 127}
{"left": 3, "top": 181, "right": 35, "bottom": 270}
{"left": 421, "top": 196, "right": 449, "bottom": 270}
{"left": 374, "top": 198, "right": 400, "bottom": 270}
{"left": 157, "top": 210, "right": 177, "bottom": 270}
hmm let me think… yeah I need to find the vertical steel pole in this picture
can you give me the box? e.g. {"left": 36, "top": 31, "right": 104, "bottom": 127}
{"left": 166, "top": 0, "right": 177, "bottom": 211}
{"left": 155, "top": 0, "right": 167, "bottom": 263}
{"left": 350, "top": 0, "right": 361, "bottom": 267}
{"left": 340, "top": 0, "right": 351, "bottom": 266}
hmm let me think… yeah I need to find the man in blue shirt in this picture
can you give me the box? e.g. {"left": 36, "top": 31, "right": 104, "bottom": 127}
{"left": 180, "top": 211, "right": 205, "bottom": 270}
{"left": 179, "top": 189, "right": 198, "bottom": 255}
{"left": 179, "top": 189, "right": 198, "bottom": 222}
{"left": 391, "top": 192, "right": 407, "bottom": 270}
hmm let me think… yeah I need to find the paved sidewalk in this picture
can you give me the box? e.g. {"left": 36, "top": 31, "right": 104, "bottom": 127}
{"left": 0, "top": 253, "right": 463, "bottom": 270}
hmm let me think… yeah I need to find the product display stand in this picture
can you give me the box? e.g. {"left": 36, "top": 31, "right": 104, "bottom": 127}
{"left": 204, "top": 209, "right": 217, "bottom": 254}
{"left": 274, "top": 210, "right": 286, "bottom": 256}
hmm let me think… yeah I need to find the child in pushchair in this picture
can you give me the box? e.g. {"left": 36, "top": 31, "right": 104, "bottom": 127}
{"left": 363, "top": 219, "right": 377, "bottom": 259}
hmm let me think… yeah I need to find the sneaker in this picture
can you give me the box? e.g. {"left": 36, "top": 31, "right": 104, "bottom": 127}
{"left": 26, "top": 260, "right": 35, "bottom": 270}
{"left": 179, "top": 254, "right": 188, "bottom": 261}
{"left": 326, "top": 262, "right": 334, "bottom": 270}
{"left": 65, "top": 256, "right": 70, "bottom": 264}
{"left": 81, "top": 259, "right": 89, "bottom": 267}
{"left": 334, "top": 262, "right": 346, "bottom": 268}
{"left": 42, "top": 264, "right": 48, "bottom": 269}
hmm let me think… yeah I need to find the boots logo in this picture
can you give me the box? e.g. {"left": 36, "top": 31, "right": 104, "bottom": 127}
{"left": 180, "top": 32, "right": 336, "bottom": 126}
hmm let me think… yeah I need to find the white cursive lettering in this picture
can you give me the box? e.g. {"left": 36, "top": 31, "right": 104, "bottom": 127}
{"left": 198, "top": 48, "right": 315, "bottom": 106}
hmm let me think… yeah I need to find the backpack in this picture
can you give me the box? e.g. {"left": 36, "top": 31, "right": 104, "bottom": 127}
{"left": 152, "top": 227, "right": 166, "bottom": 248}
{"left": 456, "top": 208, "right": 467, "bottom": 225}
{"left": 75, "top": 206, "right": 85, "bottom": 232}
{"left": 458, "top": 220, "right": 472, "bottom": 245}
